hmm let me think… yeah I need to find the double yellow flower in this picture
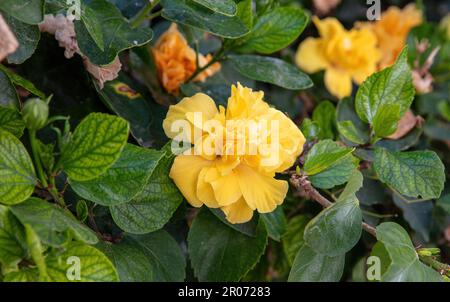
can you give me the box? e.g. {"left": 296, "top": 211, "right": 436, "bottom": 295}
{"left": 163, "top": 84, "right": 305, "bottom": 224}
{"left": 296, "top": 4, "right": 422, "bottom": 99}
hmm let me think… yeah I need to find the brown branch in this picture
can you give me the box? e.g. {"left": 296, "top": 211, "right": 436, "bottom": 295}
{"left": 289, "top": 174, "right": 377, "bottom": 237}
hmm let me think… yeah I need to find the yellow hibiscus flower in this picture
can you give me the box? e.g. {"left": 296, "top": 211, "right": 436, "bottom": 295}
{"left": 440, "top": 14, "right": 450, "bottom": 40}
{"left": 295, "top": 16, "right": 380, "bottom": 99}
{"left": 152, "top": 23, "right": 221, "bottom": 95}
{"left": 163, "top": 83, "right": 306, "bottom": 224}
{"left": 358, "top": 4, "right": 423, "bottom": 69}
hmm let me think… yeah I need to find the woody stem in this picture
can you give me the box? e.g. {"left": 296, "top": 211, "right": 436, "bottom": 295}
{"left": 289, "top": 173, "right": 377, "bottom": 237}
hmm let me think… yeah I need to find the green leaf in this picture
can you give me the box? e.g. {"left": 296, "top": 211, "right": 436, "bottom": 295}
{"left": 24, "top": 224, "right": 48, "bottom": 280}
{"left": 282, "top": 215, "right": 309, "bottom": 264}
{"left": 0, "top": 69, "right": 20, "bottom": 109}
{"left": 37, "top": 141, "right": 54, "bottom": 172}
{"left": 0, "top": 0, "right": 44, "bottom": 25}
{"left": 0, "top": 205, "right": 26, "bottom": 271}
{"left": 437, "top": 194, "right": 450, "bottom": 215}
{"left": 110, "top": 150, "right": 183, "bottom": 234}
{"left": 0, "top": 106, "right": 25, "bottom": 137}
{"left": 10, "top": 198, "right": 98, "bottom": 247}
{"left": 3, "top": 15, "right": 40, "bottom": 64}
{"left": 4, "top": 268, "right": 38, "bottom": 281}
{"left": 372, "top": 103, "right": 401, "bottom": 138}
{"left": 300, "top": 118, "right": 320, "bottom": 140}
{"left": 303, "top": 140, "right": 354, "bottom": 175}
{"left": 338, "top": 170, "right": 363, "bottom": 201}
{"left": 373, "top": 148, "right": 445, "bottom": 199}
{"left": 235, "top": 6, "right": 308, "bottom": 54}
{"left": 312, "top": 101, "right": 335, "bottom": 140}
{"left": 70, "top": 144, "right": 165, "bottom": 206}
{"left": 288, "top": 243, "right": 345, "bottom": 282}
{"left": 424, "top": 118, "right": 450, "bottom": 141}
{"left": 0, "top": 65, "right": 45, "bottom": 99}
{"left": 236, "top": 0, "right": 253, "bottom": 30}
{"left": 374, "top": 222, "right": 443, "bottom": 282}
{"left": 46, "top": 242, "right": 119, "bottom": 282}
{"left": 336, "top": 97, "right": 370, "bottom": 146}
{"left": 261, "top": 207, "right": 287, "bottom": 241}
{"left": 370, "top": 242, "right": 391, "bottom": 277}
{"left": 74, "top": 0, "right": 153, "bottom": 65}
{"left": 0, "top": 129, "right": 36, "bottom": 205}
{"left": 309, "top": 154, "right": 359, "bottom": 189}
{"left": 228, "top": 55, "right": 312, "bottom": 90}
{"left": 438, "top": 101, "right": 450, "bottom": 121}
{"left": 105, "top": 0, "right": 148, "bottom": 18}
{"left": 304, "top": 140, "right": 359, "bottom": 189}
{"left": 337, "top": 121, "right": 368, "bottom": 145}
{"left": 188, "top": 209, "right": 267, "bottom": 281}
{"left": 98, "top": 231, "right": 185, "bottom": 281}
{"left": 76, "top": 200, "right": 88, "bottom": 222}
{"left": 355, "top": 48, "right": 414, "bottom": 125}
{"left": 80, "top": 3, "right": 105, "bottom": 51}
{"left": 161, "top": 0, "right": 249, "bottom": 39}
{"left": 351, "top": 257, "right": 367, "bottom": 282}
{"left": 192, "top": 0, "right": 236, "bottom": 16}
{"left": 392, "top": 194, "right": 432, "bottom": 242}
{"left": 356, "top": 176, "right": 386, "bottom": 206}
{"left": 129, "top": 47, "right": 176, "bottom": 106}
{"left": 95, "top": 74, "right": 168, "bottom": 148}
{"left": 60, "top": 112, "right": 129, "bottom": 181}
{"left": 210, "top": 208, "right": 258, "bottom": 237}
{"left": 304, "top": 196, "right": 362, "bottom": 256}
{"left": 375, "top": 128, "right": 422, "bottom": 152}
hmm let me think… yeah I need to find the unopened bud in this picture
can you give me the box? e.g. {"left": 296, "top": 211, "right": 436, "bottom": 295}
{"left": 22, "top": 98, "right": 49, "bottom": 130}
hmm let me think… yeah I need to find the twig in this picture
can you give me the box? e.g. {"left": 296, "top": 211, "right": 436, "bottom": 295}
{"left": 418, "top": 255, "right": 450, "bottom": 278}
{"left": 185, "top": 47, "right": 225, "bottom": 83}
{"left": 130, "top": 0, "right": 160, "bottom": 28}
{"left": 289, "top": 174, "right": 377, "bottom": 237}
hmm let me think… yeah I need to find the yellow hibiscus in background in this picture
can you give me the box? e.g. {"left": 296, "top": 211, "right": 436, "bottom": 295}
{"left": 163, "top": 83, "right": 306, "bottom": 224}
{"left": 441, "top": 14, "right": 450, "bottom": 40}
{"left": 152, "top": 23, "right": 221, "bottom": 95}
{"left": 358, "top": 4, "right": 423, "bottom": 69}
{"left": 295, "top": 16, "right": 380, "bottom": 99}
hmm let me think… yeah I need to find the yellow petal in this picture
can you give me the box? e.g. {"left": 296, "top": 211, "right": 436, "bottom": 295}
{"left": 221, "top": 197, "right": 254, "bottom": 224}
{"left": 295, "top": 37, "right": 328, "bottom": 73}
{"left": 163, "top": 93, "right": 218, "bottom": 141}
{"left": 196, "top": 167, "right": 220, "bottom": 208}
{"left": 312, "top": 16, "right": 345, "bottom": 40}
{"left": 256, "top": 108, "right": 306, "bottom": 173}
{"left": 235, "top": 164, "right": 288, "bottom": 213}
{"left": 324, "top": 68, "right": 353, "bottom": 99}
{"left": 226, "top": 83, "right": 269, "bottom": 119}
{"left": 169, "top": 151, "right": 213, "bottom": 207}
{"left": 204, "top": 167, "right": 242, "bottom": 206}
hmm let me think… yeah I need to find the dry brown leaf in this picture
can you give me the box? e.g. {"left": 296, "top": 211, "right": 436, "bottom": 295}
{"left": 313, "top": 0, "right": 341, "bottom": 15}
{"left": 412, "top": 41, "right": 440, "bottom": 94}
{"left": 0, "top": 14, "right": 19, "bottom": 62}
{"left": 412, "top": 70, "right": 433, "bottom": 94}
{"left": 387, "top": 110, "right": 418, "bottom": 140}
{"left": 445, "top": 226, "right": 450, "bottom": 242}
{"left": 39, "top": 14, "right": 79, "bottom": 59}
{"left": 84, "top": 57, "right": 122, "bottom": 89}
{"left": 40, "top": 14, "right": 121, "bottom": 88}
